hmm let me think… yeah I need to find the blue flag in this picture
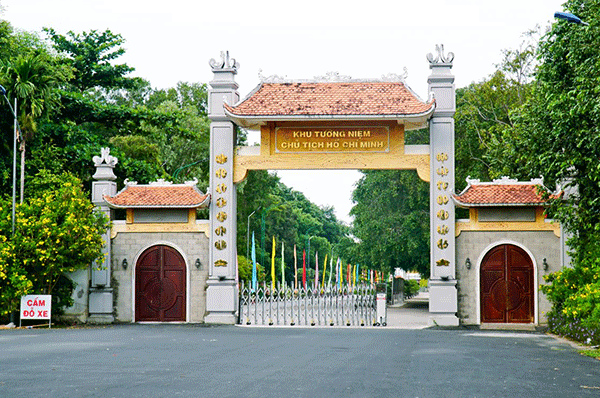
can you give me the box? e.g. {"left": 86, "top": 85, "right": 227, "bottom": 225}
{"left": 251, "top": 232, "right": 257, "bottom": 292}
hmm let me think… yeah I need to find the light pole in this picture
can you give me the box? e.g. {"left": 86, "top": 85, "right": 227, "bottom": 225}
{"left": 0, "top": 84, "right": 22, "bottom": 237}
{"left": 304, "top": 225, "right": 317, "bottom": 270}
{"left": 307, "top": 235, "right": 316, "bottom": 272}
{"left": 260, "top": 204, "right": 280, "bottom": 269}
{"left": 246, "top": 206, "right": 260, "bottom": 260}
{"left": 554, "top": 11, "right": 589, "bottom": 26}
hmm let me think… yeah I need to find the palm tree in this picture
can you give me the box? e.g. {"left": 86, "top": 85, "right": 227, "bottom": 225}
{"left": 0, "top": 52, "right": 69, "bottom": 201}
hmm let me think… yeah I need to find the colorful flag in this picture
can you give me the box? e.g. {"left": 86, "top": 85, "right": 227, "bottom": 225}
{"left": 322, "top": 254, "right": 328, "bottom": 289}
{"left": 339, "top": 259, "right": 343, "bottom": 288}
{"left": 302, "top": 250, "right": 307, "bottom": 289}
{"left": 281, "top": 241, "right": 285, "bottom": 287}
{"left": 352, "top": 264, "right": 356, "bottom": 287}
{"left": 271, "top": 236, "right": 276, "bottom": 290}
{"left": 347, "top": 264, "right": 351, "bottom": 285}
{"left": 327, "top": 256, "right": 333, "bottom": 288}
{"left": 251, "top": 232, "right": 257, "bottom": 292}
{"left": 294, "top": 244, "right": 298, "bottom": 290}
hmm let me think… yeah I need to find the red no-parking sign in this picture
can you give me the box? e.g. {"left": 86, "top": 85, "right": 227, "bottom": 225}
{"left": 20, "top": 295, "right": 52, "bottom": 327}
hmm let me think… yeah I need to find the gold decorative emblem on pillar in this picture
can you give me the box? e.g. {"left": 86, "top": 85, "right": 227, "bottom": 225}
{"left": 215, "top": 226, "right": 226, "bottom": 236}
{"left": 436, "top": 209, "right": 449, "bottom": 220}
{"left": 215, "top": 168, "right": 227, "bottom": 178}
{"left": 436, "top": 259, "right": 450, "bottom": 267}
{"left": 436, "top": 195, "right": 449, "bottom": 205}
{"left": 216, "top": 211, "right": 227, "bottom": 222}
{"left": 216, "top": 197, "right": 227, "bottom": 208}
{"left": 437, "top": 225, "right": 449, "bottom": 235}
{"left": 214, "top": 259, "right": 228, "bottom": 267}
{"left": 215, "top": 154, "right": 228, "bottom": 164}
{"left": 215, "top": 240, "right": 227, "bottom": 250}
{"left": 216, "top": 183, "right": 227, "bottom": 193}
{"left": 436, "top": 152, "right": 448, "bottom": 162}
{"left": 437, "top": 239, "right": 448, "bottom": 249}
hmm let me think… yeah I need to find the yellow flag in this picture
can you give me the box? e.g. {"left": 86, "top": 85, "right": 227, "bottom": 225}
{"left": 271, "top": 236, "right": 276, "bottom": 290}
{"left": 322, "top": 254, "right": 328, "bottom": 288}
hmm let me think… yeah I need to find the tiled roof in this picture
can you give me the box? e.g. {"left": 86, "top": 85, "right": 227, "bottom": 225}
{"left": 104, "top": 181, "right": 210, "bottom": 209}
{"left": 224, "top": 81, "right": 434, "bottom": 117}
{"left": 453, "top": 177, "right": 559, "bottom": 207}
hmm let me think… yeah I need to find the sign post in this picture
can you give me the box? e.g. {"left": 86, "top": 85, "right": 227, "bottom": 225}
{"left": 20, "top": 295, "right": 52, "bottom": 328}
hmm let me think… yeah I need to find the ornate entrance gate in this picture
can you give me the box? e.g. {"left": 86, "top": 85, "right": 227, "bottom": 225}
{"left": 204, "top": 47, "right": 459, "bottom": 326}
{"left": 480, "top": 244, "right": 534, "bottom": 323}
{"left": 135, "top": 245, "right": 186, "bottom": 322}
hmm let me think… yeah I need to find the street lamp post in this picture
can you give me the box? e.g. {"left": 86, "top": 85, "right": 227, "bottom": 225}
{"left": 246, "top": 206, "right": 261, "bottom": 260}
{"left": 260, "top": 204, "right": 280, "bottom": 269}
{"left": 0, "top": 85, "right": 22, "bottom": 237}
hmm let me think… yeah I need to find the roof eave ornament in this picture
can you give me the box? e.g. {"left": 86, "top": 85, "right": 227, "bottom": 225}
{"left": 427, "top": 44, "right": 454, "bottom": 64}
{"left": 258, "top": 69, "right": 287, "bottom": 83}
{"left": 381, "top": 67, "right": 408, "bottom": 83}
{"left": 209, "top": 51, "right": 239, "bottom": 71}
{"left": 314, "top": 71, "right": 352, "bottom": 82}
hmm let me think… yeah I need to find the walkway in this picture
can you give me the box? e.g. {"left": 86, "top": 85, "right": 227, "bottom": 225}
{"left": 386, "top": 291, "right": 430, "bottom": 329}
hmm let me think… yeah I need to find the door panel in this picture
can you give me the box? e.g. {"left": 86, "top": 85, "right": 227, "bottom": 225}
{"left": 135, "top": 245, "right": 186, "bottom": 322}
{"left": 481, "top": 244, "right": 534, "bottom": 323}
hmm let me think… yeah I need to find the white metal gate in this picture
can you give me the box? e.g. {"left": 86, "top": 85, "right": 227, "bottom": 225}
{"left": 238, "top": 282, "right": 379, "bottom": 326}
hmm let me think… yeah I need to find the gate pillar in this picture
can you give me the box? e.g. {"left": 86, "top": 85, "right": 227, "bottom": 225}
{"left": 427, "top": 46, "right": 459, "bottom": 326}
{"left": 89, "top": 148, "right": 117, "bottom": 323}
{"left": 205, "top": 52, "right": 240, "bottom": 324}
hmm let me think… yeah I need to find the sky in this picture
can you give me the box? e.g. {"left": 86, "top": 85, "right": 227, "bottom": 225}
{"left": 2, "top": 0, "right": 566, "bottom": 223}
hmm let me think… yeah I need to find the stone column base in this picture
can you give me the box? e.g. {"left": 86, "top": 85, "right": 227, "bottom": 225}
{"left": 88, "top": 314, "right": 115, "bottom": 324}
{"left": 204, "top": 279, "right": 238, "bottom": 324}
{"left": 429, "top": 279, "right": 459, "bottom": 326}
{"left": 88, "top": 288, "right": 114, "bottom": 324}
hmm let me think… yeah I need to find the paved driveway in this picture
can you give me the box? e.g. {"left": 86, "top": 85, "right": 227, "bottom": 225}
{"left": 1, "top": 324, "right": 598, "bottom": 398}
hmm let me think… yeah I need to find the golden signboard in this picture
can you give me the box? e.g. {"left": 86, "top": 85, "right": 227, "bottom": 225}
{"left": 275, "top": 127, "right": 389, "bottom": 153}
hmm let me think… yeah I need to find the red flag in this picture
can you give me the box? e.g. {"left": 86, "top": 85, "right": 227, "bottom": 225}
{"left": 347, "top": 264, "right": 351, "bottom": 285}
{"left": 302, "top": 250, "right": 307, "bottom": 289}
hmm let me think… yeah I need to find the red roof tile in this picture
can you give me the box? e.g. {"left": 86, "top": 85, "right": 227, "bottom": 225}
{"left": 453, "top": 177, "right": 559, "bottom": 207}
{"left": 224, "top": 81, "right": 434, "bottom": 117}
{"left": 104, "top": 183, "right": 210, "bottom": 209}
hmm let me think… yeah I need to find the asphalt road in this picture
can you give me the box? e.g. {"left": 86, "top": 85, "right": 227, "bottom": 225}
{"left": 1, "top": 324, "right": 598, "bottom": 398}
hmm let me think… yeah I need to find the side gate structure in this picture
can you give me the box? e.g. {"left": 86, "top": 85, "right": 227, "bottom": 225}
{"left": 239, "top": 283, "right": 381, "bottom": 327}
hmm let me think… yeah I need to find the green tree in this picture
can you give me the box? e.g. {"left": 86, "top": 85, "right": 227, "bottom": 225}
{"left": 351, "top": 170, "right": 430, "bottom": 278}
{"left": 492, "top": 0, "right": 600, "bottom": 343}
{"left": 0, "top": 170, "right": 108, "bottom": 318}
{"left": 43, "top": 28, "right": 138, "bottom": 93}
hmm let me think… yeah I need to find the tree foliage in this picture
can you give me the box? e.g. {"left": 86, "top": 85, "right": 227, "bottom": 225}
{"left": 351, "top": 170, "right": 430, "bottom": 278}
{"left": 0, "top": 171, "right": 108, "bottom": 316}
{"left": 489, "top": 0, "right": 600, "bottom": 343}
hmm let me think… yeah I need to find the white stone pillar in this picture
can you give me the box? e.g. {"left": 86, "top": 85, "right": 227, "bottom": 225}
{"left": 427, "top": 45, "right": 459, "bottom": 326}
{"left": 205, "top": 52, "right": 240, "bottom": 324}
{"left": 89, "top": 148, "right": 117, "bottom": 323}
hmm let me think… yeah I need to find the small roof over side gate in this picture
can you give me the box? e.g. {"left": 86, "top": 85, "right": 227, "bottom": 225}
{"left": 104, "top": 179, "right": 211, "bottom": 209}
{"left": 453, "top": 176, "right": 561, "bottom": 207}
{"left": 224, "top": 79, "right": 435, "bottom": 130}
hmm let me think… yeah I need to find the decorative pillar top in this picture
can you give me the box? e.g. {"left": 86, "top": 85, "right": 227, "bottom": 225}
{"left": 209, "top": 51, "right": 239, "bottom": 73}
{"left": 208, "top": 51, "right": 240, "bottom": 120}
{"left": 427, "top": 44, "right": 454, "bottom": 66}
{"left": 427, "top": 44, "right": 455, "bottom": 117}
{"left": 92, "top": 147, "right": 118, "bottom": 181}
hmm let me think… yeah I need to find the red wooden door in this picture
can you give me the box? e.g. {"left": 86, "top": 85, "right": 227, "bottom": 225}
{"left": 480, "top": 244, "right": 534, "bottom": 323}
{"left": 135, "top": 245, "right": 186, "bottom": 322}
